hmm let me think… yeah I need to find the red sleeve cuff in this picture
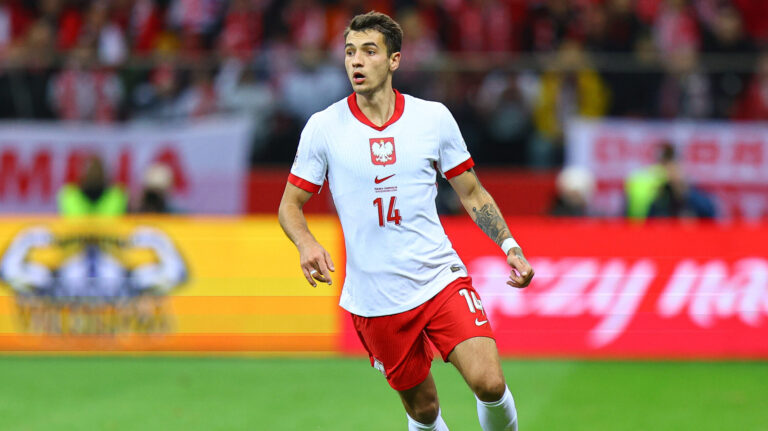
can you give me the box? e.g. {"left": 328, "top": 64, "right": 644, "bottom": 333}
{"left": 288, "top": 173, "right": 322, "bottom": 193}
{"left": 444, "top": 157, "right": 475, "bottom": 180}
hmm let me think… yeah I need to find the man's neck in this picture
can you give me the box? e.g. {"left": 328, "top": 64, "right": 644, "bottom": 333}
{"left": 355, "top": 85, "right": 396, "bottom": 127}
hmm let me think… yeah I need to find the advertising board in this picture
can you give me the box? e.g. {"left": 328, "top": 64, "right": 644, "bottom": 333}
{"left": 0, "top": 216, "right": 341, "bottom": 353}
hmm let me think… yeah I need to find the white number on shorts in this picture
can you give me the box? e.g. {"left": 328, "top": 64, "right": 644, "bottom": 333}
{"left": 458, "top": 288, "right": 485, "bottom": 315}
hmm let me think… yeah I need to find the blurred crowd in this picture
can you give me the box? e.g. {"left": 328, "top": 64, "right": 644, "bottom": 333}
{"left": 2, "top": 0, "right": 768, "bottom": 167}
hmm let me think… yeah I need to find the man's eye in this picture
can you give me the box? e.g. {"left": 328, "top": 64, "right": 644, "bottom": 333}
{"left": 368, "top": 50, "right": 375, "bottom": 55}
{"left": 346, "top": 51, "right": 353, "bottom": 56}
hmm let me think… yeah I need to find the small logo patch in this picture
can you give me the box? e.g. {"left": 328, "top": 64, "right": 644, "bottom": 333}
{"left": 450, "top": 265, "right": 462, "bottom": 273}
{"left": 373, "top": 358, "right": 387, "bottom": 376}
{"left": 475, "top": 318, "right": 488, "bottom": 326}
{"left": 370, "top": 138, "right": 396, "bottom": 166}
{"left": 374, "top": 174, "right": 395, "bottom": 184}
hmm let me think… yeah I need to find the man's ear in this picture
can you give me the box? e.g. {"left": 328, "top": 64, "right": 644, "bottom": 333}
{"left": 389, "top": 52, "right": 401, "bottom": 72}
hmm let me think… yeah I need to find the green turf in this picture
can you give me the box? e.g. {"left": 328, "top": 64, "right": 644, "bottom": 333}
{"left": 0, "top": 357, "right": 765, "bottom": 431}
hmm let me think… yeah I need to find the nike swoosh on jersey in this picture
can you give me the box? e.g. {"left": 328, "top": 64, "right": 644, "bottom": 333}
{"left": 374, "top": 174, "right": 396, "bottom": 184}
{"left": 475, "top": 318, "right": 488, "bottom": 326}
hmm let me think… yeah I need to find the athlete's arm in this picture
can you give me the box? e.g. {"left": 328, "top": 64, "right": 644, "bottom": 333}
{"left": 448, "top": 169, "right": 534, "bottom": 288}
{"left": 278, "top": 183, "right": 335, "bottom": 287}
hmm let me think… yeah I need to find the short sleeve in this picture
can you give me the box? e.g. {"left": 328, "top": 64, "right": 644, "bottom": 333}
{"left": 288, "top": 115, "right": 327, "bottom": 193}
{"left": 437, "top": 104, "right": 474, "bottom": 179}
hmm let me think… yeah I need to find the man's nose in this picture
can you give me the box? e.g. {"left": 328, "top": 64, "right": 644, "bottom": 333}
{"left": 352, "top": 52, "right": 364, "bottom": 66}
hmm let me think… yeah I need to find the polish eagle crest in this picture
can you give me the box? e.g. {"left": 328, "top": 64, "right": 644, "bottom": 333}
{"left": 369, "top": 137, "right": 396, "bottom": 166}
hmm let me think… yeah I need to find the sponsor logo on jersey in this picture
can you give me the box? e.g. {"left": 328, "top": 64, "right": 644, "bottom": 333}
{"left": 370, "top": 138, "right": 396, "bottom": 166}
{"left": 0, "top": 225, "right": 187, "bottom": 336}
{"left": 475, "top": 318, "right": 488, "bottom": 326}
{"left": 374, "top": 174, "right": 395, "bottom": 184}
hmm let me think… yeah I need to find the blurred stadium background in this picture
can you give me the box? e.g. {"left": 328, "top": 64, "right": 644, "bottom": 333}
{"left": 0, "top": 0, "right": 767, "bottom": 429}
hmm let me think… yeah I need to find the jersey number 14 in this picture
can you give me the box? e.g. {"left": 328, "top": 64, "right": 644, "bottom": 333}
{"left": 373, "top": 197, "right": 402, "bottom": 227}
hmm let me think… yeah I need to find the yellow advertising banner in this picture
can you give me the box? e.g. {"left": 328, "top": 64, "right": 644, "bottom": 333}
{"left": 0, "top": 216, "right": 343, "bottom": 354}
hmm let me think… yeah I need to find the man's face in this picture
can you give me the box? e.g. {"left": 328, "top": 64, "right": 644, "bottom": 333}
{"left": 344, "top": 30, "right": 400, "bottom": 95}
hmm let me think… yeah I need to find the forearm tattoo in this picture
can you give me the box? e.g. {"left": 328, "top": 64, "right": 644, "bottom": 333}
{"left": 472, "top": 203, "right": 511, "bottom": 247}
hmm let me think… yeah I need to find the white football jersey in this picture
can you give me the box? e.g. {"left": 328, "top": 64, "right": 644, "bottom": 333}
{"left": 289, "top": 90, "right": 474, "bottom": 317}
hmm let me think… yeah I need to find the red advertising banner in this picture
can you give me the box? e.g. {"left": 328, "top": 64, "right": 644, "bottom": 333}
{"left": 341, "top": 218, "right": 768, "bottom": 358}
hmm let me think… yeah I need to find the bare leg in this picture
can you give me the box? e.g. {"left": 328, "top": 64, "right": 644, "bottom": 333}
{"left": 398, "top": 372, "right": 440, "bottom": 424}
{"left": 447, "top": 336, "right": 506, "bottom": 402}
{"left": 449, "top": 337, "right": 517, "bottom": 431}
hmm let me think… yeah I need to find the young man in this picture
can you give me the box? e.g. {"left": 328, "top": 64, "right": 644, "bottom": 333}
{"left": 278, "top": 11, "right": 534, "bottom": 431}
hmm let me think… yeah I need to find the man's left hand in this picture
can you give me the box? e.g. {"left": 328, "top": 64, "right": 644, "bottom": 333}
{"left": 507, "top": 248, "right": 534, "bottom": 288}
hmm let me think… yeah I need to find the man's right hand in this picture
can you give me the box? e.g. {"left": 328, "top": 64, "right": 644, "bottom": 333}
{"left": 298, "top": 241, "right": 335, "bottom": 287}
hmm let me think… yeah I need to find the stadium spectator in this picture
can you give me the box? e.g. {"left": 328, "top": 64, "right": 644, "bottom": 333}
{"left": 475, "top": 71, "right": 534, "bottom": 165}
{"left": 133, "top": 59, "right": 185, "bottom": 120}
{"left": 601, "top": 0, "right": 646, "bottom": 52}
{"left": 549, "top": 166, "right": 596, "bottom": 217}
{"left": 532, "top": 39, "right": 609, "bottom": 166}
{"left": 124, "top": 0, "right": 165, "bottom": 55}
{"left": 407, "top": 0, "right": 451, "bottom": 51}
{"left": 278, "top": 45, "right": 347, "bottom": 122}
{"left": 647, "top": 144, "right": 716, "bottom": 218}
{"left": 215, "top": 56, "right": 274, "bottom": 116}
{"left": 733, "top": 52, "right": 768, "bottom": 120}
{"left": 217, "top": 0, "right": 266, "bottom": 60}
{"left": 657, "top": 46, "right": 712, "bottom": 118}
{"left": 0, "top": 19, "right": 55, "bottom": 119}
{"left": 134, "top": 162, "right": 175, "bottom": 213}
{"left": 731, "top": 0, "right": 768, "bottom": 44}
{"left": 0, "top": 0, "right": 32, "bottom": 56}
{"left": 449, "top": 0, "right": 525, "bottom": 54}
{"left": 58, "top": 155, "right": 128, "bottom": 217}
{"left": 625, "top": 142, "right": 674, "bottom": 219}
{"left": 702, "top": 4, "right": 754, "bottom": 118}
{"left": 624, "top": 142, "right": 716, "bottom": 220}
{"left": 48, "top": 43, "right": 123, "bottom": 123}
{"left": 281, "top": 0, "right": 328, "bottom": 49}
{"left": 394, "top": 7, "right": 440, "bottom": 94}
{"left": 79, "top": 0, "right": 128, "bottom": 66}
{"left": 605, "top": 32, "right": 663, "bottom": 117}
{"left": 174, "top": 65, "right": 219, "bottom": 118}
{"left": 523, "top": 0, "right": 579, "bottom": 52}
{"left": 166, "top": 0, "right": 226, "bottom": 57}
{"left": 39, "top": 0, "right": 86, "bottom": 51}
{"left": 653, "top": 0, "right": 701, "bottom": 59}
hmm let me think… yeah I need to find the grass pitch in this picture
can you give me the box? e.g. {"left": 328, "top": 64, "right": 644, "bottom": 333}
{"left": 0, "top": 356, "right": 765, "bottom": 431}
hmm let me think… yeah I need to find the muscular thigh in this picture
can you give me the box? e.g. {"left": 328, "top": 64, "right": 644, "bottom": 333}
{"left": 448, "top": 336, "right": 504, "bottom": 384}
{"left": 449, "top": 336, "right": 507, "bottom": 402}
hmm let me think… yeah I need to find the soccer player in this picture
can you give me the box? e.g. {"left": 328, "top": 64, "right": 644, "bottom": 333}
{"left": 278, "top": 11, "right": 534, "bottom": 431}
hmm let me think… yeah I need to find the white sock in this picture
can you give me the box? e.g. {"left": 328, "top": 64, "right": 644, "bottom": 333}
{"left": 407, "top": 408, "right": 449, "bottom": 431}
{"left": 476, "top": 386, "right": 518, "bottom": 431}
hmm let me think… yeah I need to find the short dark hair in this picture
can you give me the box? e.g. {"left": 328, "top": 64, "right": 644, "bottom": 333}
{"left": 344, "top": 11, "right": 402, "bottom": 56}
{"left": 658, "top": 142, "right": 677, "bottom": 163}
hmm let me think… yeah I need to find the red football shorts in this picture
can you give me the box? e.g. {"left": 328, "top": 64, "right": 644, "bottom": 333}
{"left": 350, "top": 276, "right": 495, "bottom": 391}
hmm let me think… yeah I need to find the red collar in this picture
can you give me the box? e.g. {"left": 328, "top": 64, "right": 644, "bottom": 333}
{"left": 346, "top": 89, "right": 405, "bottom": 131}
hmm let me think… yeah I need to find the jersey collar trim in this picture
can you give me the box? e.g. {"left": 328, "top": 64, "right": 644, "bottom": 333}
{"left": 346, "top": 90, "right": 405, "bottom": 131}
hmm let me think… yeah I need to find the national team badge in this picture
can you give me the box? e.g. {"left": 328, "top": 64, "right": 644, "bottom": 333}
{"left": 369, "top": 137, "right": 396, "bottom": 166}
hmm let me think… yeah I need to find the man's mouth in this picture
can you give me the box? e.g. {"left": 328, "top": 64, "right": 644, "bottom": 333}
{"left": 353, "top": 72, "right": 365, "bottom": 84}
